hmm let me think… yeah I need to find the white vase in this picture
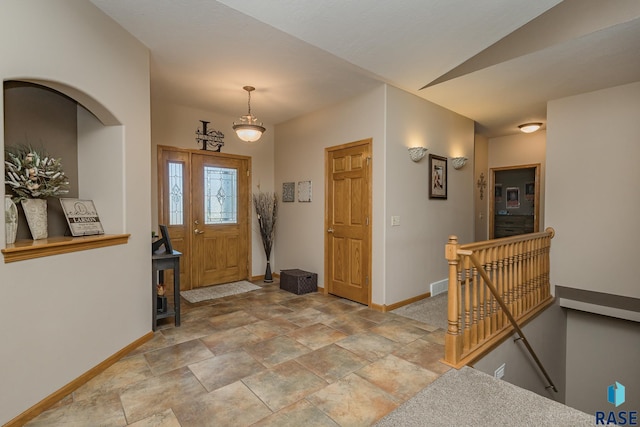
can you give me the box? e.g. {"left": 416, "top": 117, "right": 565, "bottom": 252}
{"left": 21, "top": 198, "right": 48, "bottom": 240}
{"left": 4, "top": 195, "right": 18, "bottom": 244}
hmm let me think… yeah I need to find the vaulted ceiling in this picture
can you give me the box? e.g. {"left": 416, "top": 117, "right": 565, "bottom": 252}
{"left": 91, "top": 0, "right": 640, "bottom": 137}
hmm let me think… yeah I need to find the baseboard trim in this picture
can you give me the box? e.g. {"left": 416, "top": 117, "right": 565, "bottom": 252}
{"left": 250, "top": 273, "right": 281, "bottom": 282}
{"left": 5, "top": 331, "right": 154, "bottom": 427}
{"left": 370, "top": 292, "right": 431, "bottom": 312}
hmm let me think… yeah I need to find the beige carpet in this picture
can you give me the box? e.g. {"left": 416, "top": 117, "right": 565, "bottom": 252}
{"left": 180, "top": 280, "right": 260, "bottom": 303}
{"left": 392, "top": 292, "right": 448, "bottom": 329}
{"left": 376, "top": 366, "right": 593, "bottom": 426}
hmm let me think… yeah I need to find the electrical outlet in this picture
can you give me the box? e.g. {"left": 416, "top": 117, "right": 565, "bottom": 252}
{"left": 494, "top": 363, "right": 505, "bottom": 379}
{"left": 391, "top": 216, "right": 400, "bottom": 226}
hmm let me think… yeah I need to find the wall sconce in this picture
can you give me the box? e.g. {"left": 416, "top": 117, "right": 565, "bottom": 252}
{"left": 408, "top": 147, "right": 428, "bottom": 162}
{"left": 195, "top": 120, "right": 224, "bottom": 152}
{"left": 451, "top": 157, "right": 468, "bottom": 170}
{"left": 518, "top": 122, "right": 542, "bottom": 133}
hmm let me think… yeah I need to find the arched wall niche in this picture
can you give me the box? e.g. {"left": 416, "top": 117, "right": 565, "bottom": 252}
{"left": 3, "top": 78, "right": 125, "bottom": 241}
{"left": 20, "top": 78, "right": 120, "bottom": 126}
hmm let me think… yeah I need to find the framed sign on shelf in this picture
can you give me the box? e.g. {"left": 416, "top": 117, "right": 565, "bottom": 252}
{"left": 428, "top": 154, "right": 447, "bottom": 199}
{"left": 59, "top": 198, "right": 105, "bottom": 236}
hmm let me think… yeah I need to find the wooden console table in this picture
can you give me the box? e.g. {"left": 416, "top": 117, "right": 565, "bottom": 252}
{"left": 152, "top": 250, "right": 182, "bottom": 331}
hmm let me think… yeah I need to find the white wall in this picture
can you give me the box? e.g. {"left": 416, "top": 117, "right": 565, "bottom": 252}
{"left": 0, "top": 1, "right": 150, "bottom": 423}
{"left": 546, "top": 82, "right": 640, "bottom": 298}
{"left": 565, "top": 310, "right": 640, "bottom": 414}
{"left": 474, "top": 134, "right": 489, "bottom": 242}
{"left": 474, "top": 300, "right": 567, "bottom": 403}
{"left": 384, "top": 86, "right": 474, "bottom": 304}
{"left": 274, "top": 86, "right": 386, "bottom": 302}
{"left": 274, "top": 85, "right": 474, "bottom": 306}
{"left": 151, "top": 102, "right": 275, "bottom": 278}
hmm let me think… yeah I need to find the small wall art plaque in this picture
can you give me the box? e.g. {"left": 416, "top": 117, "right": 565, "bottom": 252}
{"left": 298, "top": 180, "right": 312, "bottom": 202}
{"left": 60, "top": 198, "right": 105, "bottom": 236}
{"left": 282, "top": 182, "right": 295, "bottom": 202}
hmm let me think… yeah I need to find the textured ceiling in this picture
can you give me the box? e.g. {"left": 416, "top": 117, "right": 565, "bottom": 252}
{"left": 91, "top": 0, "right": 640, "bottom": 137}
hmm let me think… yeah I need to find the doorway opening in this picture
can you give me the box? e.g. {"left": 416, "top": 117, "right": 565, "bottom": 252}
{"left": 490, "top": 164, "right": 540, "bottom": 239}
{"left": 158, "top": 146, "right": 251, "bottom": 290}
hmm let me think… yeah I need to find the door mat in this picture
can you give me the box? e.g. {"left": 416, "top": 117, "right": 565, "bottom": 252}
{"left": 180, "top": 280, "right": 261, "bottom": 303}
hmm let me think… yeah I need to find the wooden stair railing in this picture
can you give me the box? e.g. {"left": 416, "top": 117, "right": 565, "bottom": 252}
{"left": 444, "top": 227, "right": 557, "bottom": 392}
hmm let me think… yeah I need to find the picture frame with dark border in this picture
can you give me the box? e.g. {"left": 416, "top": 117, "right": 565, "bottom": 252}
{"left": 152, "top": 224, "right": 174, "bottom": 254}
{"left": 428, "top": 154, "right": 447, "bottom": 199}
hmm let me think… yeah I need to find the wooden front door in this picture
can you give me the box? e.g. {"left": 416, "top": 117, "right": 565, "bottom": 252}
{"left": 191, "top": 153, "right": 249, "bottom": 287}
{"left": 325, "top": 139, "right": 372, "bottom": 305}
{"left": 158, "top": 146, "right": 250, "bottom": 290}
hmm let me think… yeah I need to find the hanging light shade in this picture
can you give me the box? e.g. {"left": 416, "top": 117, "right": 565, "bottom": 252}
{"left": 233, "top": 86, "right": 266, "bottom": 142}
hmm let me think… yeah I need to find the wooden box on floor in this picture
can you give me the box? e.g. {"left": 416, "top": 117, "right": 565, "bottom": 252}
{"left": 280, "top": 269, "right": 317, "bottom": 295}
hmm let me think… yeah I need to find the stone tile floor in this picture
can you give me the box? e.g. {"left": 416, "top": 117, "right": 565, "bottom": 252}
{"left": 27, "top": 280, "right": 450, "bottom": 426}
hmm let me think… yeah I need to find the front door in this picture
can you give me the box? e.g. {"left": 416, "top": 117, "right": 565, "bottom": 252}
{"left": 325, "top": 139, "right": 372, "bottom": 305}
{"left": 191, "top": 153, "right": 249, "bottom": 287}
{"left": 158, "top": 146, "right": 250, "bottom": 290}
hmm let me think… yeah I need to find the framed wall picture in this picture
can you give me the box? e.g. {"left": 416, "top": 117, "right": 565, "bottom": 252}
{"left": 494, "top": 183, "right": 503, "bottom": 202}
{"left": 428, "top": 154, "right": 447, "bottom": 199}
{"left": 298, "top": 180, "right": 312, "bottom": 202}
{"left": 59, "top": 198, "right": 105, "bottom": 236}
{"left": 525, "top": 181, "right": 535, "bottom": 201}
{"left": 282, "top": 182, "right": 295, "bottom": 202}
{"left": 506, "top": 187, "right": 520, "bottom": 208}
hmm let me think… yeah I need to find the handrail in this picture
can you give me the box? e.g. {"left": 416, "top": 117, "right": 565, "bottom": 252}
{"left": 461, "top": 249, "right": 557, "bottom": 392}
{"left": 444, "top": 227, "right": 556, "bottom": 385}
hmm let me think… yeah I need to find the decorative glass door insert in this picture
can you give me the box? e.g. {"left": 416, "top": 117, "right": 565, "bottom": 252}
{"left": 204, "top": 166, "right": 237, "bottom": 224}
{"left": 168, "top": 161, "right": 184, "bottom": 225}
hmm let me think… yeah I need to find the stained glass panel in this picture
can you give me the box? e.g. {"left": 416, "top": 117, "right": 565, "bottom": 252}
{"left": 168, "top": 162, "right": 184, "bottom": 225}
{"left": 204, "top": 166, "right": 237, "bottom": 224}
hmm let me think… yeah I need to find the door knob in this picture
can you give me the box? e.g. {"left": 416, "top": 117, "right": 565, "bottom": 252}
{"left": 194, "top": 220, "right": 200, "bottom": 225}
{"left": 327, "top": 228, "right": 334, "bottom": 233}
{"left": 194, "top": 229, "right": 205, "bottom": 235}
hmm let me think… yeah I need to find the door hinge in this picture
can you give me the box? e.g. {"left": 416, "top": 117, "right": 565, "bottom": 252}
{"left": 366, "top": 216, "right": 369, "bottom": 226}
{"left": 366, "top": 156, "right": 371, "bottom": 166}
{"left": 247, "top": 169, "right": 250, "bottom": 176}
{"left": 366, "top": 276, "right": 369, "bottom": 285}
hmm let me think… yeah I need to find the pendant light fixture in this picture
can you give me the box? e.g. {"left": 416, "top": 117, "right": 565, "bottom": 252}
{"left": 233, "top": 86, "right": 265, "bottom": 142}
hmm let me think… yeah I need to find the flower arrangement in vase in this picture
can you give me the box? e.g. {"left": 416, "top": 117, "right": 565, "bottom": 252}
{"left": 253, "top": 191, "right": 278, "bottom": 283}
{"left": 4, "top": 145, "right": 69, "bottom": 239}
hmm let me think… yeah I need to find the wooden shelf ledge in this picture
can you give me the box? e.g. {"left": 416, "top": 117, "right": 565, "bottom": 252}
{"left": 2, "top": 234, "right": 130, "bottom": 263}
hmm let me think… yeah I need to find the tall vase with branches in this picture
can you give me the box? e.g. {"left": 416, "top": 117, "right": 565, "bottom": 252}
{"left": 253, "top": 191, "right": 278, "bottom": 283}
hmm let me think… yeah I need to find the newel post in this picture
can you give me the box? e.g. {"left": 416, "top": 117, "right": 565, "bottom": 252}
{"left": 445, "top": 235, "right": 463, "bottom": 365}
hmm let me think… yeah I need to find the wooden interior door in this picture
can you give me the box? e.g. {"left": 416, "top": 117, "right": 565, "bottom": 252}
{"left": 325, "top": 139, "right": 372, "bottom": 305}
{"left": 191, "top": 153, "right": 249, "bottom": 288}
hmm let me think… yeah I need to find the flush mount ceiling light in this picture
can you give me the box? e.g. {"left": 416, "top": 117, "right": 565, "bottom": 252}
{"left": 518, "top": 122, "right": 543, "bottom": 133}
{"left": 233, "top": 86, "right": 266, "bottom": 142}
